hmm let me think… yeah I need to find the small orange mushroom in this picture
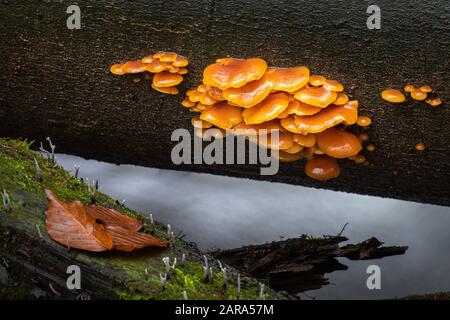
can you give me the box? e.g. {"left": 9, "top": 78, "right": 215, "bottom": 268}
{"left": 203, "top": 57, "right": 268, "bottom": 90}
{"left": 367, "top": 144, "right": 375, "bottom": 152}
{"left": 145, "top": 59, "right": 167, "bottom": 73}
{"left": 281, "top": 101, "right": 358, "bottom": 134}
{"left": 199, "top": 102, "right": 243, "bottom": 129}
{"left": 181, "top": 98, "right": 196, "bottom": 108}
{"left": 151, "top": 84, "right": 179, "bottom": 95}
{"left": 309, "top": 75, "right": 326, "bottom": 87}
{"left": 419, "top": 85, "right": 432, "bottom": 93}
{"left": 293, "top": 133, "right": 316, "bottom": 148}
{"left": 425, "top": 98, "right": 442, "bottom": 107}
{"left": 354, "top": 154, "right": 366, "bottom": 164}
{"left": 177, "top": 68, "right": 188, "bottom": 75}
{"left": 357, "top": 116, "right": 372, "bottom": 127}
{"left": 333, "top": 93, "right": 349, "bottom": 105}
{"left": 229, "top": 119, "right": 283, "bottom": 136}
{"left": 242, "top": 93, "right": 291, "bottom": 124}
{"left": 404, "top": 84, "right": 414, "bottom": 93}
{"left": 410, "top": 88, "right": 427, "bottom": 101}
{"left": 121, "top": 60, "right": 148, "bottom": 74}
{"left": 173, "top": 55, "right": 189, "bottom": 67}
{"left": 153, "top": 51, "right": 178, "bottom": 62}
{"left": 359, "top": 133, "right": 369, "bottom": 142}
{"left": 265, "top": 66, "right": 310, "bottom": 92}
{"left": 381, "top": 89, "right": 406, "bottom": 103}
{"left": 110, "top": 64, "right": 126, "bottom": 75}
{"left": 284, "top": 144, "right": 304, "bottom": 154}
{"left": 153, "top": 72, "right": 183, "bottom": 87}
{"left": 223, "top": 75, "right": 273, "bottom": 108}
{"left": 415, "top": 143, "right": 426, "bottom": 151}
{"left": 274, "top": 151, "right": 303, "bottom": 162}
{"left": 305, "top": 156, "right": 341, "bottom": 181}
{"left": 255, "top": 132, "right": 295, "bottom": 150}
{"left": 316, "top": 127, "right": 362, "bottom": 158}
{"left": 294, "top": 86, "right": 338, "bottom": 108}
{"left": 322, "top": 79, "right": 344, "bottom": 92}
{"left": 191, "top": 117, "right": 213, "bottom": 129}
{"left": 278, "top": 100, "right": 322, "bottom": 118}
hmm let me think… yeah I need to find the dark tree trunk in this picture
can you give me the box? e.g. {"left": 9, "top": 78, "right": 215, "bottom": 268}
{"left": 1, "top": 1, "right": 449, "bottom": 206}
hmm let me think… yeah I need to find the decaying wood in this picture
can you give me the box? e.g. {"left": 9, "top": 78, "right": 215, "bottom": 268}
{"left": 0, "top": 1, "right": 449, "bottom": 206}
{"left": 212, "top": 235, "right": 407, "bottom": 293}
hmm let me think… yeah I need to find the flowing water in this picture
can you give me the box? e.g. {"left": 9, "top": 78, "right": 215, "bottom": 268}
{"left": 57, "top": 153, "right": 450, "bottom": 299}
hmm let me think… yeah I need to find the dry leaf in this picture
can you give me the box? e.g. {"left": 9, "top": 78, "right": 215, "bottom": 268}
{"left": 45, "top": 190, "right": 113, "bottom": 252}
{"left": 44, "top": 189, "right": 168, "bottom": 252}
{"left": 85, "top": 205, "right": 142, "bottom": 232}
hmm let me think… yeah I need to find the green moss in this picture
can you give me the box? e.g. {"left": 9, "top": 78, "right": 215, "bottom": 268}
{"left": 0, "top": 138, "right": 285, "bottom": 300}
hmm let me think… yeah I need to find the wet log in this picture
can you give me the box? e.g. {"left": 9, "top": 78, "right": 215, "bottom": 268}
{"left": 212, "top": 235, "right": 407, "bottom": 293}
{"left": 0, "top": 1, "right": 450, "bottom": 206}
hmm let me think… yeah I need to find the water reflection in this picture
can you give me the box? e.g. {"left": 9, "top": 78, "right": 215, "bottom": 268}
{"left": 56, "top": 153, "right": 450, "bottom": 299}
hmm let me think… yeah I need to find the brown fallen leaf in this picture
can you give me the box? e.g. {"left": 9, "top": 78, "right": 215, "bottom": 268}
{"left": 85, "top": 205, "right": 143, "bottom": 232}
{"left": 44, "top": 189, "right": 168, "bottom": 252}
{"left": 45, "top": 190, "right": 113, "bottom": 252}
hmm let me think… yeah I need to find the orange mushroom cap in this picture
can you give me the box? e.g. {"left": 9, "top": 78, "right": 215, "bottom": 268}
{"left": 293, "top": 133, "right": 316, "bottom": 147}
{"left": 278, "top": 100, "right": 322, "bottom": 118}
{"left": 333, "top": 93, "right": 349, "bottom": 105}
{"left": 191, "top": 117, "right": 213, "bottom": 129}
{"left": 203, "top": 58, "right": 268, "bottom": 90}
{"left": 294, "top": 86, "right": 338, "bottom": 108}
{"left": 145, "top": 60, "right": 167, "bottom": 73}
{"left": 305, "top": 156, "right": 341, "bottom": 181}
{"left": 181, "top": 98, "right": 196, "bottom": 108}
{"left": 121, "top": 60, "right": 148, "bottom": 74}
{"left": 173, "top": 55, "right": 189, "bottom": 67}
{"left": 242, "top": 93, "right": 291, "bottom": 124}
{"left": 284, "top": 144, "right": 304, "bottom": 154}
{"left": 410, "top": 88, "right": 427, "bottom": 101}
{"left": 153, "top": 71, "right": 183, "bottom": 87}
{"left": 187, "top": 89, "right": 218, "bottom": 105}
{"left": 316, "top": 127, "right": 362, "bottom": 158}
{"left": 356, "top": 116, "right": 372, "bottom": 127}
{"left": 199, "top": 102, "right": 243, "bottom": 129}
{"left": 281, "top": 100, "right": 358, "bottom": 134}
{"left": 110, "top": 64, "right": 126, "bottom": 75}
{"left": 177, "top": 68, "right": 188, "bottom": 75}
{"left": 426, "top": 98, "right": 442, "bottom": 107}
{"left": 151, "top": 84, "right": 179, "bottom": 95}
{"left": 265, "top": 66, "right": 310, "bottom": 93}
{"left": 141, "top": 56, "right": 154, "bottom": 64}
{"left": 419, "top": 85, "right": 432, "bottom": 93}
{"left": 223, "top": 75, "right": 273, "bottom": 108}
{"left": 273, "top": 150, "right": 303, "bottom": 162}
{"left": 255, "top": 132, "right": 295, "bottom": 150}
{"left": 381, "top": 89, "right": 406, "bottom": 103}
{"left": 309, "top": 75, "right": 326, "bottom": 87}
{"left": 229, "top": 119, "right": 283, "bottom": 136}
{"left": 322, "top": 79, "right": 344, "bottom": 92}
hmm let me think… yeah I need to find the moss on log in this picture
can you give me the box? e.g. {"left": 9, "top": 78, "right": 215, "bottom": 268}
{"left": 0, "top": 138, "right": 289, "bottom": 300}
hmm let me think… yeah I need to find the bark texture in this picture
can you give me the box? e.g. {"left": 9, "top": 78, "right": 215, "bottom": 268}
{"left": 1, "top": 1, "right": 450, "bottom": 206}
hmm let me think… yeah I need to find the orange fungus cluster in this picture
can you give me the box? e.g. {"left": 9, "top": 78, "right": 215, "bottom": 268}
{"left": 382, "top": 84, "right": 442, "bottom": 107}
{"left": 111, "top": 51, "right": 189, "bottom": 95}
{"left": 181, "top": 57, "right": 372, "bottom": 181}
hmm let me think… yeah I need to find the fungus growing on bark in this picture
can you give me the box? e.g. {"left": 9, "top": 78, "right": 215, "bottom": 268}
{"left": 294, "top": 86, "right": 338, "bottom": 108}
{"left": 242, "top": 93, "right": 291, "bottom": 124}
{"left": 182, "top": 57, "right": 371, "bottom": 181}
{"left": 381, "top": 89, "right": 406, "bottom": 103}
{"left": 305, "top": 156, "right": 341, "bottom": 181}
{"left": 111, "top": 51, "right": 189, "bottom": 94}
{"left": 203, "top": 57, "right": 267, "bottom": 90}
